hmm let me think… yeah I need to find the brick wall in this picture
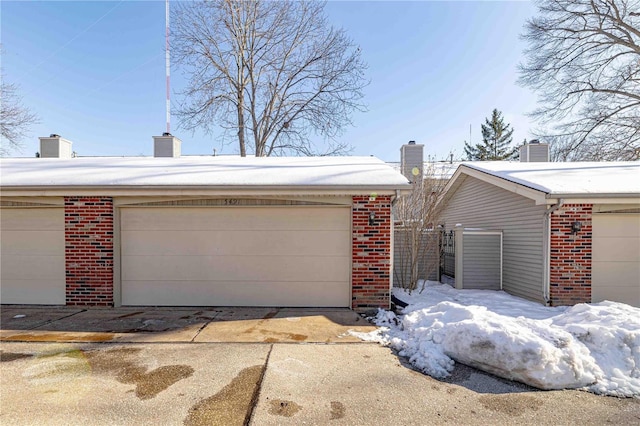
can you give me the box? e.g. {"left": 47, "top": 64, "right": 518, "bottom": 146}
{"left": 549, "top": 204, "right": 592, "bottom": 306}
{"left": 64, "top": 197, "right": 114, "bottom": 306}
{"left": 352, "top": 195, "right": 392, "bottom": 312}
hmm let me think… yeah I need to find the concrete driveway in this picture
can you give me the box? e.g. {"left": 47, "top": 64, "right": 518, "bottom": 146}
{"left": 1, "top": 306, "right": 639, "bottom": 425}
{"left": 0, "top": 306, "right": 373, "bottom": 343}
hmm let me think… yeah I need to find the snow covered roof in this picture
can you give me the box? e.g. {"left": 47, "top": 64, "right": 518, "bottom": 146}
{"left": 428, "top": 162, "right": 462, "bottom": 180}
{"left": 459, "top": 161, "right": 640, "bottom": 197}
{"left": 0, "top": 155, "right": 411, "bottom": 193}
{"left": 388, "top": 161, "right": 461, "bottom": 180}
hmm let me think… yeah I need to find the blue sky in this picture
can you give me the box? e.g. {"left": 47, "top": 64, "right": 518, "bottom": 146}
{"left": 2, "top": 1, "right": 538, "bottom": 161}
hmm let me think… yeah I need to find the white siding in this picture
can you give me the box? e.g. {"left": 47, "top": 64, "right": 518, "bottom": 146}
{"left": 441, "top": 176, "right": 547, "bottom": 302}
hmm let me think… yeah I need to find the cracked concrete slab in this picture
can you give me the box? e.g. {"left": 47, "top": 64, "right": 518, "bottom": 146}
{"left": 1, "top": 340, "right": 638, "bottom": 425}
{"left": 0, "top": 308, "right": 209, "bottom": 343}
{"left": 28, "top": 308, "right": 212, "bottom": 333}
{"left": 0, "top": 327, "right": 207, "bottom": 343}
{"left": 0, "top": 307, "right": 85, "bottom": 330}
{"left": 1, "top": 307, "right": 374, "bottom": 343}
{"left": 2, "top": 306, "right": 638, "bottom": 425}
{"left": 195, "top": 308, "right": 375, "bottom": 343}
{"left": 1, "top": 307, "right": 375, "bottom": 344}
{"left": 250, "top": 344, "right": 640, "bottom": 425}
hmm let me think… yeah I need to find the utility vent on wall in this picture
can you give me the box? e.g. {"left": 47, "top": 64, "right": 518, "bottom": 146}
{"left": 520, "top": 140, "right": 549, "bottom": 162}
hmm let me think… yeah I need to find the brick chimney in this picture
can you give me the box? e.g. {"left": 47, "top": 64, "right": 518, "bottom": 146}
{"left": 39, "top": 134, "right": 73, "bottom": 158}
{"left": 400, "top": 140, "right": 424, "bottom": 182}
{"left": 153, "top": 133, "right": 182, "bottom": 158}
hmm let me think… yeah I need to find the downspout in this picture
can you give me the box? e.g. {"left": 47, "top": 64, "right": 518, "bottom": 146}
{"left": 543, "top": 198, "right": 564, "bottom": 305}
{"left": 391, "top": 189, "right": 401, "bottom": 207}
{"left": 390, "top": 189, "right": 402, "bottom": 225}
{"left": 389, "top": 189, "right": 402, "bottom": 306}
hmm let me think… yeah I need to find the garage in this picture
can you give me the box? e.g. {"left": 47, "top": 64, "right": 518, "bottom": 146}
{"left": 592, "top": 212, "right": 640, "bottom": 307}
{"left": 0, "top": 207, "right": 66, "bottom": 304}
{"left": 2, "top": 143, "right": 409, "bottom": 311}
{"left": 120, "top": 204, "right": 351, "bottom": 307}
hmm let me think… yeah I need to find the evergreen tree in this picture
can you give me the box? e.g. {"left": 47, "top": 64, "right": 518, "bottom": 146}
{"left": 464, "top": 109, "right": 517, "bottom": 161}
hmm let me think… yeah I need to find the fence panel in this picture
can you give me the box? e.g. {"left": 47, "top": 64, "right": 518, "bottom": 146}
{"left": 393, "top": 228, "right": 438, "bottom": 288}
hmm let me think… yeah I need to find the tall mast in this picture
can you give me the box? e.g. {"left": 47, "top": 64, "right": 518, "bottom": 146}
{"left": 165, "top": 0, "right": 171, "bottom": 134}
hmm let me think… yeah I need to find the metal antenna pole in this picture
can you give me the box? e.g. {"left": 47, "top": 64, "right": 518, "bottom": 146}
{"left": 165, "top": 0, "right": 171, "bottom": 134}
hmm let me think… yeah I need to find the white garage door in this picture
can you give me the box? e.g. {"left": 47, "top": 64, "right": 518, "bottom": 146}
{"left": 0, "top": 208, "right": 66, "bottom": 304}
{"left": 592, "top": 213, "right": 640, "bottom": 307}
{"left": 120, "top": 206, "right": 351, "bottom": 307}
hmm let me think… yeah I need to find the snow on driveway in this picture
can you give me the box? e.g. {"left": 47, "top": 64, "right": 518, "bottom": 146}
{"left": 350, "top": 281, "right": 640, "bottom": 398}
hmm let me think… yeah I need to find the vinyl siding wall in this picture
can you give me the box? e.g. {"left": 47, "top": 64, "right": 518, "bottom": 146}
{"left": 441, "top": 176, "right": 547, "bottom": 302}
{"left": 462, "top": 232, "right": 501, "bottom": 290}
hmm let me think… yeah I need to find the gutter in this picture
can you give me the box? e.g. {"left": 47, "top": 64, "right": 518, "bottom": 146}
{"left": 543, "top": 198, "right": 564, "bottom": 305}
{"left": 0, "top": 184, "right": 412, "bottom": 198}
{"left": 548, "top": 192, "right": 640, "bottom": 199}
{"left": 0, "top": 183, "right": 412, "bottom": 191}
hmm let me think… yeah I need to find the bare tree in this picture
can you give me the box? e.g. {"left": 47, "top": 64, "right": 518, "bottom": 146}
{"left": 172, "top": 0, "right": 367, "bottom": 157}
{"left": 519, "top": 0, "right": 640, "bottom": 161}
{"left": 1, "top": 76, "right": 39, "bottom": 156}
{"left": 394, "top": 163, "right": 450, "bottom": 293}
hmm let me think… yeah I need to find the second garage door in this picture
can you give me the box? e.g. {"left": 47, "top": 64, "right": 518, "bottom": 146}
{"left": 120, "top": 206, "right": 351, "bottom": 307}
{"left": 0, "top": 207, "right": 65, "bottom": 304}
{"left": 592, "top": 213, "right": 640, "bottom": 307}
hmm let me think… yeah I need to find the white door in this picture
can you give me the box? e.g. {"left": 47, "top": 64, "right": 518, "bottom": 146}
{"left": 592, "top": 213, "right": 640, "bottom": 307}
{"left": 0, "top": 208, "right": 66, "bottom": 304}
{"left": 120, "top": 206, "right": 351, "bottom": 307}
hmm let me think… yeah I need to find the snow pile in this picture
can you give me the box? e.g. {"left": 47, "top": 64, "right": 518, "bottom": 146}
{"left": 351, "top": 281, "right": 640, "bottom": 397}
{"left": 553, "top": 302, "right": 640, "bottom": 396}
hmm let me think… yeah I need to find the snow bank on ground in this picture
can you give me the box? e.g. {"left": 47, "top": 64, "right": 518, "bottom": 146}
{"left": 350, "top": 281, "right": 640, "bottom": 397}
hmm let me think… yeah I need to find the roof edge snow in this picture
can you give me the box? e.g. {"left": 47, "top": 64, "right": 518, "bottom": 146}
{"left": 442, "top": 161, "right": 640, "bottom": 205}
{"left": 0, "top": 155, "right": 412, "bottom": 193}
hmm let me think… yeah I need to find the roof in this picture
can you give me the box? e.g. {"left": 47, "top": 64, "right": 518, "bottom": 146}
{"left": 0, "top": 155, "right": 411, "bottom": 194}
{"left": 388, "top": 161, "right": 461, "bottom": 180}
{"left": 446, "top": 161, "right": 640, "bottom": 204}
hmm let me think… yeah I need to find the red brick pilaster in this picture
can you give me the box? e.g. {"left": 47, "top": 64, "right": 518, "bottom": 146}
{"left": 352, "top": 195, "right": 392, "bottom": 312}
{"left": 549, "top": 204, "right": 592, "bottom": 306}
{"left": 64, "top": 197, "right": 114, "bottom": 306}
